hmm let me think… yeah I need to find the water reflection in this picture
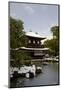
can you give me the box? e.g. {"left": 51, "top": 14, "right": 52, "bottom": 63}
{"left": 10, "top": 63, "right": 59, "bottom": 88}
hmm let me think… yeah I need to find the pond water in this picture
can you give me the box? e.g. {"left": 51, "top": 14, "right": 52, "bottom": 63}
{"left": 10, "top": 63, "right": 59, "bottom": 88}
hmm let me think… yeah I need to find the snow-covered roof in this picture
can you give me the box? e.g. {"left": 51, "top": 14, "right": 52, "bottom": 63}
{"left": 10, "top": 47, "right": 49, "bottom": 51}
{"left": 20, "top": 47, "right": 49, "bottom": 51}
{"left": 25, "top": 32, "right": 46, "bottom": 39}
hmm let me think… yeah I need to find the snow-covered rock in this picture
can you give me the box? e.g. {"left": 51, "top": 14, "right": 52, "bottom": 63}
{"left": 36, "top": 66, "right": 42, "bottom": 74}
{"left": 18, "top": 65, "right": 36, "bottom": 76}
{"left": 10, "top": 65, "right": 42, "bottom": 78}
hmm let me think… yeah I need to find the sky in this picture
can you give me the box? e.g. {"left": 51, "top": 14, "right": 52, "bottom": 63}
{"left": 10, "top": 2, "right": 58, "bottom": 39}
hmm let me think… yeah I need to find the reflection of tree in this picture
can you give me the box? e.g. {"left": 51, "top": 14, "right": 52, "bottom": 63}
{"left": 44, "top": 26, "right": 59, "bottom": 56}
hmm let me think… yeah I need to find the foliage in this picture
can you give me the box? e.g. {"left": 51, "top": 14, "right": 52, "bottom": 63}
{"left": 10, "top": 50, "right": 31, "bottom": 67}
{"left": 44, "top": 26, "right": 59, "bottom": 56}
{"left": 10, "top": 17, "right": 27, "bottom": 48}
{"left": 10, "top": 17, "right": 31, "bottom": 67}
{"left": 51, "top": 26, "right": 59, "bottom": 39}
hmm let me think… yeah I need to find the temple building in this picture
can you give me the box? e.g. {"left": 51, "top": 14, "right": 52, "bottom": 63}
{"left": 20, "top": 31, "right": 49, "bottom": 59}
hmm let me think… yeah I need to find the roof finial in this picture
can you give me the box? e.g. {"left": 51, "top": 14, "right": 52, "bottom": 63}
{"left": 35, "top": 32, "right": 38, "bottom": 34}
{"left": 29, "top": 29, "right": 32, "bottom": 32}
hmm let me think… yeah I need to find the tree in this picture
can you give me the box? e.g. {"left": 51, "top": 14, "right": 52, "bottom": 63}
{"left": 10, "top": 17, "right": 31, "bottom": 67}
{"left": 10, "top": 17, "right": 27, "bottom": 48}
{"left": 44, "top": 26, "right": 59, "bottom": 56}
{"left": 51, "top": 26, "right": 59, "bottom": 39}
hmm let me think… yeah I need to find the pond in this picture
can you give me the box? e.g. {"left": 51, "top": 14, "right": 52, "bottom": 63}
{"left": 10, "top": 63, "right": 59, "bottom": 88}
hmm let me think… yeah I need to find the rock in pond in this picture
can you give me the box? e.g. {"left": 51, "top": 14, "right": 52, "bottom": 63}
{"left": 36, "top": 67, "right": 42, "bottom": 74}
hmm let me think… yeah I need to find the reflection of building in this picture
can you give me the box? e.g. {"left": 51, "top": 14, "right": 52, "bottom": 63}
{"left": 20, "top": 31, "right": 49, "bottom": 59}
